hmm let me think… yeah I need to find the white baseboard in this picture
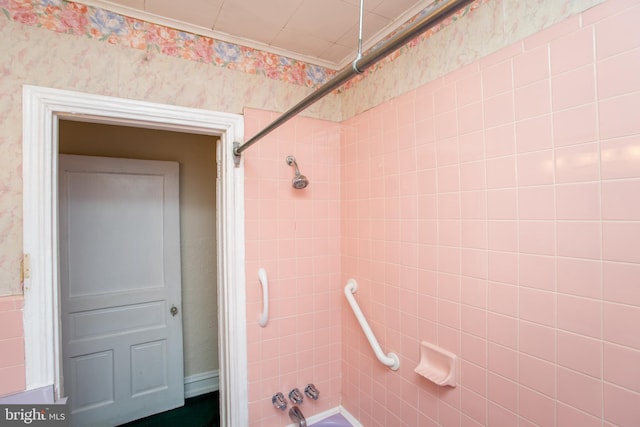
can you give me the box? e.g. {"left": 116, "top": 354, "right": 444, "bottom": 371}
{"left": 184, "top": 370, "right": 219, "bottom": 398}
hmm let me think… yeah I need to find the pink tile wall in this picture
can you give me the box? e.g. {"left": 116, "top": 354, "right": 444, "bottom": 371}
{"left": 340, "top": 0, "right": 640, "bottom": 425}
{"left": 243, "top": 109, "right": 342, "bottom": 426}
{"left": 0, "top": 296, "right": 25, "bottom": 397}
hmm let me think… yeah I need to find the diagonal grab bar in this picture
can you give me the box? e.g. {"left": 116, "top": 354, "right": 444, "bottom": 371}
{"left": 344, "top": 279, "right": 400, "bottom": 370}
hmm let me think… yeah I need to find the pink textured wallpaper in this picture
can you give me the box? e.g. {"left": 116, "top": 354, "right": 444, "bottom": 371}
{"left": 340, "top": 0, "right": 640, "bottom": 426}
{"left": 0, "top": 296, "right": 25, "bottom": 397}
{"left": 243, "top": 108, "right": 342, "bottom": 426}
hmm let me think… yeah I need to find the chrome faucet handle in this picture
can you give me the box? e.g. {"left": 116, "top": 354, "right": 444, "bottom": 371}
{"left": 272, "top": 392, "right": 287, "bottom": 410}
{"left": 304, "top": 383, "right": 319, "bottom": 400}
{"left": 289, "top": 388, "right": 304, "bottom": 404}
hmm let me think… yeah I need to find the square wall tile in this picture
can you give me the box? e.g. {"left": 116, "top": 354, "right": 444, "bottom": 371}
{"left": 517, "top": 150, "right": 555, "bottom": 187}
{"left": 460, "top": 360, "right": 487, "bottom": 395}
{"left": 486, "top": 156, "right": 517, "bottom": 189}
{"left": 484, "top": 93, "right": 515, "bottom": 129}
{"left": 602, "top": 179, "right": 640, "bottom": 220}
{"left": 460, "top": 276, "right": 486, "bottom": 309}
{"left": 488, "top": 221, "right": 517, "bottom": 252}
{"left": 461, "top": 332, "right": 487, "bottom": 368}
{"left": 515, "top": 79, "right": 551, "bottom": 120}
{"left": 515, "top": 115, "right": 553, "bottom": 153}
{"left": 0, "top": 310, "right": 23, "bottom": 340}
{"left": 557, "top": 330, "right": 602, "bottom": 378}
{"left": 488, "top": 342, "right": 517, "bottom": 380}
{"left": 487, "top": 188, "right": 518, "bottom": 220}
{"left": 457, "top": 72, "right": 483, "bottom": 107}
{"left": 557, "top": 294, "right": 602, "bottom": 338}
{"left": 487, "top": 313, "right": 518, "bottom": 349}
{"left": 518, "top": 321, "right": 555, "bottom": 362}
{"left": 461, "top": 305, "right": 486, "bottom": 338}
{"left": 460, "top": 191, "right": 487, "bottom": 220}
{"left": 519, "top": 353, "right": 556, "bottom": 397}
{"left": 482, "top": 60, "right": 513, "bottom": 98}
{"left": 557, "top": 367, "right": 603, "bottom": 417}
{"left": 459, "top": 102, "right": 484, "bottom": 136}
{"left": 604, "top": 302, "right": 640, "bottom": 350}
{"left": 519, "top": 221, "right": 555, "bottom": 256}
{"left": 488, "top": 373, "right": 517, "bottom": 412}
{"left": 458, "top": 131, "right": 485, "bottom": 163}
{"left": 603, "top": 222, "right": 640, "bottom": 263}
{"left": 518, "top": 185, "right": 555, "bottom": 220}
{"left": 461, "top": 220, "right": 488, "bottom": 249}
{"left": 434, "top": 83, "right": 457, "bottom": 113}
{"left": 557, "top": 257, "right": 602, "bottom": 299}
{"left": 519, "top": 287, "right": 556, "bottom": 327}
{"left": 460, "top": 161, "right": 486, "bottom": 192}
{"left": 488, "top": 402, "right": 518, "bottom": 426}
{"left": 550, "top": 27, "right": 595, "bottom": 74}
{"left": 557, "top": 402, "right": 603, "bottom": 427}
{"left": 597, "top": 48, "right": 640, "bottom": 99}
{"left": 488, "top": 251, "right": 518, "bottom": 285}
{"left": 604, "top": 342, "right": 640, "bottom": 393}
{"left": 519, "top": 386, "right": 555, "bottom": 427}
{"left": 603, "top": 261, "right": 640, "bottom": 307}
{"left": 488, "top": 282, "right": 518, "bottom": 317}
{"left": 519, "top": 254, "right": 555, "bottom": 292}
{"left": 595, "top": 4, "right": 640, "bottom": 59}
{"left": 599, "top": 91, "right": 640, "bottom": 140}
{"left": 551, "top": 65, "right": 596, "bottom": 111}
{"left": 513, "top": 45, "right": 549, "bottom": 88}
{"left": 603, "top": 383, "right": 640, "bottom": 427}
{"left": 556, "top": 182, "right": 601, "bottom": 220}
{"left": 485, "top": 124, "right": 516, "bottom": 158}
{"left": 0, "top": 337, "right": 25, "bottom": 368}
{"left": 600, "top": 135, "right": 640, "bottom": 180}
{"left": 0, "top": 365, "right": 26, "bottom": 397}
{"left": 553, "top": 103, "right": 599, "bottom": 147}
{"left": 557, "top": 221, "right": 601, "bottom": 260}
{"left": 555, "top": 142, "right": 601, "bottom": 183}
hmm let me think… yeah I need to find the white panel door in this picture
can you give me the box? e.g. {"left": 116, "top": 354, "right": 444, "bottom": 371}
{"left": 58, "top": 154, "right": 184, "bottom": 427}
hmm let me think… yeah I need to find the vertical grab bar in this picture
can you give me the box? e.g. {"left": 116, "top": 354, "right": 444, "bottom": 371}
{"left": 344, "top": 279, "right": 400, "bottom": 370}
{"left": 258, "top": 268, "right": 269, "bottom": 327}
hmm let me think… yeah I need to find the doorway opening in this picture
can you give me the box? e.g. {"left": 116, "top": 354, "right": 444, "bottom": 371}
{"left": 59, "top": 121, "right": 220, "bottom": 399}
{"left": 21, "top": 85, "right": 248, "bottom": 426}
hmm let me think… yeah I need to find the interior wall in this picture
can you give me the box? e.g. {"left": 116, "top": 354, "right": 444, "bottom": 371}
{"left": 0, "top": 296, "right": 25, "bottom": 396}
{"left": 242, "top": 108, "right": 342, "bottom": 426}
{"left": 0, "top": 0, "right": 634, "bottom": 422}
{"left": 59, "top": 120, "right": 219, "bottom": 378}
{"left": 341, "top": 0, "right": 640, "bottom": 425}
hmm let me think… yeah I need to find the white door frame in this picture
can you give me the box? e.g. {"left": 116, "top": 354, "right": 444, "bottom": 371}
{"left": 21, "top": 85, "right": 248, "bottom": 426}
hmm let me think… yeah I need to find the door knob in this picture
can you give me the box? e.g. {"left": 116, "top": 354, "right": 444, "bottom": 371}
{"left": 170, "top": 305, "right": 178, "bottom": 316}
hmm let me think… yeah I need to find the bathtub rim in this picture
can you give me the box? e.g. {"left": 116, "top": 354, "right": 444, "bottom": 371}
{"left": 284, "top": 405, "right": 363, "bottom": 427}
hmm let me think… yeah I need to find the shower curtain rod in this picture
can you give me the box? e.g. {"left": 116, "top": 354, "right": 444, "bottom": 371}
{"left": 233, "top": 0, "right": 475, "bottom": 163}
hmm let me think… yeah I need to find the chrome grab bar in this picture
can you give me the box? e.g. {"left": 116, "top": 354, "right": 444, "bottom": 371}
{"left": 258, "top": 268, "right": 269, "bottom": 327}
{"left": 344, "top": 279, "right": 400, "bottom": 370}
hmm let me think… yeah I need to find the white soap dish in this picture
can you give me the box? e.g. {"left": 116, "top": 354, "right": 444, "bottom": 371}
{"left": 414, "top": 341, "right": 457, "bottom": 387}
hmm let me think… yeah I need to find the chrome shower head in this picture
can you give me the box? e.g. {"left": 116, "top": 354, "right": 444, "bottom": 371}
{"left": 286, "top": 155, "right": 309, "bottom": 189}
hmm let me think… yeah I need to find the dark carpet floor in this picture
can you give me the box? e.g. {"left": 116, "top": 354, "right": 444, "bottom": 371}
{"left": 118, "top": 392, "right": 219, "bottom": 427}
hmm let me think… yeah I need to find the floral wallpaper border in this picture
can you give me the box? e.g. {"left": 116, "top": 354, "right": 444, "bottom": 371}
{"left": 1, "top": 0, "right": 482, "bottom": 90}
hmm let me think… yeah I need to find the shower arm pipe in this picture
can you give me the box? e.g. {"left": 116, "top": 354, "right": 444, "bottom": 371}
{"left": 344, "top": 279, "right": 400, "bottom": 371}
{"left": 233, "top": 0, "right": 474, "bottom": 162}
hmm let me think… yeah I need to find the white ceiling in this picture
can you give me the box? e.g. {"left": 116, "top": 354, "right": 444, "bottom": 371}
{"left": 76, "top": 0, "right": 434, "bottom": 69}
